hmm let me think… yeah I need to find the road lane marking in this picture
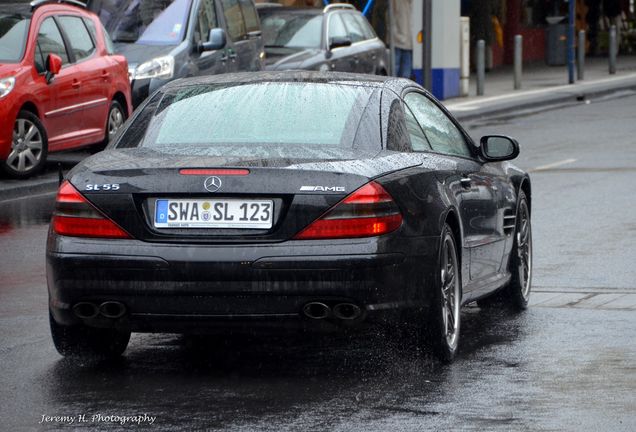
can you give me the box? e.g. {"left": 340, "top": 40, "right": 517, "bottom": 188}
{"left": 530, "top": 158, "right": 577, "bottom": 172}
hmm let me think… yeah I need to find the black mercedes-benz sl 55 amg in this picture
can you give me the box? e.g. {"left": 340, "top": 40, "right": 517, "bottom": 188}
{"left": 46, "top": 72, "right": 532, "bottom": 362}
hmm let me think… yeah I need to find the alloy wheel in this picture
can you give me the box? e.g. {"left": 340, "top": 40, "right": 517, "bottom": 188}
{"left": 440, "top": 234, "right": 460, "bottom": 350}
{"left": 107, "top": 106, "right": 125, "bottom": 142}
{"left": 8, "top": 118, "right": 43, "bottom": 173}
{"left": 516, "top": 201, "right": 532, "bottom": 301}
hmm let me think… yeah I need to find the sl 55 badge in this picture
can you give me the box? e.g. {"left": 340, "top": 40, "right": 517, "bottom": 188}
{"left": 85, "top": 184, "right": 120, "bottom": 191}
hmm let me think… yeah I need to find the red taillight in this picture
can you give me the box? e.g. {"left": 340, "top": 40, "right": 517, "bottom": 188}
{"left": 294, "top": 182, "right": 403, "bottom": 240}
{"left": 51, "top": 181, "right": 131, "bottom": 239}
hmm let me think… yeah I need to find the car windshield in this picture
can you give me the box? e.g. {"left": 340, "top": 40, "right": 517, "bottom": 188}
{"left": 0, "top": 13, "right": 30, "bottom": 63}
{"left": 119, "top": 82, "right": 379, "bottom": 157}
{"left": 260, "top": 12, "right": 322, "bottom": 49}
{"left": 87, "top": 0, "right": 190, "bottom": 45}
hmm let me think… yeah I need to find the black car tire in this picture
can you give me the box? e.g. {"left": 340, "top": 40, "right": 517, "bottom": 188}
{"left": 425, "top": 224, "right": 462, "bottom": 363}
{"left": 106, "top": 100, "right": 126, "bottom": 143}
{"left": 49, "top": 312, "right": 131, "bottom": 358}
{"left": 1, "top": 110, "right": 48, "bottom": 179}
{"left": 506, "top": 191, "right": 532, "bottom": 310}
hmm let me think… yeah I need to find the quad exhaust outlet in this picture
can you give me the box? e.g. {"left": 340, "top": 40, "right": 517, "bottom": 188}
{"left": 73, "top": 301, "right": 127, "bottom": 319}
{"left": 302, "top": 302, "right": 362, "bottom": 321}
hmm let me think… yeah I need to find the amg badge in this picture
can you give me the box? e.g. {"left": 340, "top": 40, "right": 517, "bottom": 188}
{"left": 300, "top": 186, "right": 346, "bottom": 192}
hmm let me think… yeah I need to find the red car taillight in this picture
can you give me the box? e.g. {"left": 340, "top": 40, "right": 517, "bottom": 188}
{"left": 52, "top": 181, "right": 131, "bottom": 239}
{"left": 294, "top": 181, "right": 403, "bottom": 240}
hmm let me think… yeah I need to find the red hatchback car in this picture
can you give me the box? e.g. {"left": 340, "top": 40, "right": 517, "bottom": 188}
{"left": 0, "top": 0, "right": 132, "bottom": 178}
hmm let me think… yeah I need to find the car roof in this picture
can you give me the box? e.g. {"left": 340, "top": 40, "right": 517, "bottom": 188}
{"left": 163, "top": 71, "right": 417, "bottom": 94}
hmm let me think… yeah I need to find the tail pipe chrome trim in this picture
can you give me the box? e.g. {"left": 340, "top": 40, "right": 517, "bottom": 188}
{"left": 99, "top": 301, "right": 127, "bottom": 319}
{"left": 302, "top": 302, "right": 331, "bottom": 320}
{"left": 72, "top": 302, "right": 99, "bottom": 319}
{"left": 332, "top": 303, "right": 362, "bottom": 320}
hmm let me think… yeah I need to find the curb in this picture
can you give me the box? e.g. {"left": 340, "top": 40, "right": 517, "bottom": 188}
{"left": 0, "top": 175, "right": 60, "bottom": 202}
{"left": 445, "top": 73, "right": 636, "bottom": 122}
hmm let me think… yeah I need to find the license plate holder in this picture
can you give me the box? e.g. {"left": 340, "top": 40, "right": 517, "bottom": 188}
{"left": 154, "top": 199, "right": 274, "bottom": 229}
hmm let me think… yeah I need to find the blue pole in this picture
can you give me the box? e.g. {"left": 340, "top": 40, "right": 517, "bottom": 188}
{"left": 567, "top": 0, "right": 575, "bottom": 83}
{"left": 362, "top": 0, "right": 375, "bottom": 16}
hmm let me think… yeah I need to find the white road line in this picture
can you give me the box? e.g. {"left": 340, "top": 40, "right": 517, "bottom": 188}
{"left": 530, "top": 158, "right": 577, "bottom": 172}
{"left": 444, "top": 73, "right": 636, "bottom": 111}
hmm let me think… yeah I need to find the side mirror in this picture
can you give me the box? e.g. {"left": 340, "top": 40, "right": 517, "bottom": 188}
{"left": 329, "top": 36, "right": 352, "bottom": 50}
{"left": 199, "top": 28, "right": 227, "bottom": 52}
{"left": 479, "top": 135, "right": 520, "bottom": 161}
{"left": 45, "top": 54, "right": 62, "bottom": 83}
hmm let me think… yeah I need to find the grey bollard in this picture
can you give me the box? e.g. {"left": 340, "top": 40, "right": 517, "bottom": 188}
{"left": 609, "top": 25, "right": 617, "bottom": 75}
{"left": 577, "top": 30, "right": 585, "bottom": 80}
{"left": 477, "top": 40, "right": 485, "bottom": 96}
{"left": 514, "top": 35, "right": 523, "bottom": 90}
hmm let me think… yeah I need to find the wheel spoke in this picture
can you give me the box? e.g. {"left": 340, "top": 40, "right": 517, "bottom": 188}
{"left": 23, "top": 148, "right": 37, "bottom": 166}
{"left": 6, "top": 149, "right": 18, "bottom": 167}
{"left": 16, "top": 119, "right": 25, "bottom": 137}
{"left": 17, "top": 152, "right": 26, "bottom": 172}
{"left": 23, "top": 124, "right": 37, "bottom": 142}
{"left": 28, "top": 140, "right": 42, "bottom": 151}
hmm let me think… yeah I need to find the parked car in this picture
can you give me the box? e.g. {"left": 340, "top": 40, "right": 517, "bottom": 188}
{"left": 87, "top": 0, "right": 265, "bottom": 107}
{"left": 0, "top": 0, "right": 132, "bottom": 179}
{"left": 47, "top": 71, "right": 532, "bottom": 363}
{"left": 259, "top": 3, "right": 388, "bottom": 74}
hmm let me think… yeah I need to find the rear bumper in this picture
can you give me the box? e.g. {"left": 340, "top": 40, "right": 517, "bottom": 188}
{"left": 47, "top": 234, "right": 439, "bottom": 332}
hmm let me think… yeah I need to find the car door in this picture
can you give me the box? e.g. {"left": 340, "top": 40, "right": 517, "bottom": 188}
{"left": 323, "top": 12, "right": 356, "bottom": 72}
{"left": 192, "top": 0, "right": 230, "bottom": 76}
{"left": 237, "top": 0, "right": 263, "bottom": 70}
{"left": 219, "top": 0, "right": 246, "bottom": 72}
{"left": 403, "top": 91, "right": 509, "bottom": 290}
{"left": 340, "top": 12, "right": 371, "bottom": 73}
{"left": 32, "top": 16, "right": 81, "bottom": 150}
{"left": 57, "top": 14, "right": 109, "bottom": 141}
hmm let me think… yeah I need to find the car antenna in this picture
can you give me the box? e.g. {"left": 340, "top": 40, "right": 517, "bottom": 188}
{"left": 58, "top": 163, "right": 64, "bottom": 185}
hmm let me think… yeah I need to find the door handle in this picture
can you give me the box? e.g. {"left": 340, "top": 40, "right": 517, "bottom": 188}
{"left": 71, "top": 80, "right": 81, "bottom": 88}
{"left": 228, "top": 52, "right": 237, "bottom": 60}
{"left": 460, "top": 178, "right": 472, "bottom": 188}
{"left": 220, "top": 54, "right": 228, "bottom": 62}
{"left": 101, "top": 71, "right": 110, "bottom": 79}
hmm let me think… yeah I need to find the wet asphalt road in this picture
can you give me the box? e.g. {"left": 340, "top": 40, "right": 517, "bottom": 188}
{"left": 0, "top": 93, "right": 635, "bottom": 431}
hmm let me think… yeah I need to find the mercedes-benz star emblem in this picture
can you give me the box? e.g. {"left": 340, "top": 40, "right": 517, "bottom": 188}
{"left": 204, "top": 176, "right": 222, "bottom": 192}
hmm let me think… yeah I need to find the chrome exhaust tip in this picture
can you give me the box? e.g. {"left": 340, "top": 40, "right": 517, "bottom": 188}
{"left": 332, "top": 303, "right": 362, "bottom": 320}
{"left": 72, "top": 302, "right": 99, "bottom": 319}
{"left": 303, "top": 302, "right": 331, "bottom": 320}
{"left": 99, "top": 301, "right": 127, "bottom": 319}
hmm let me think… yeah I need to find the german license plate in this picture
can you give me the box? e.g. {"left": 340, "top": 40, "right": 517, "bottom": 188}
{"left": 154, "top": 199, "right": 274, "bottom": 229}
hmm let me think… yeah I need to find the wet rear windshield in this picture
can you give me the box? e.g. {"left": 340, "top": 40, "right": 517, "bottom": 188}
{"left": 116, "top": 82, "right": 381, "bottom": 157}
{"left": 260, "top": 12, "right": 323, "bottom": 49}
{"left": 88, "top": 0, "right": 190, "bottom": 45}
{"left": 0, "top": 14, "right": 30, "bottom": 63}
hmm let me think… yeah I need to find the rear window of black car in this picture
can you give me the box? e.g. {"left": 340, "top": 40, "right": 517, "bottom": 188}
{"left": 115, "top": 82, "right": 382, "bottom": 157}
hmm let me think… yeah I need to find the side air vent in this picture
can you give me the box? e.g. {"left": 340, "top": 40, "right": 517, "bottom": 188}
{"left": 503, "top": 211, "right": 516, "bottom": 236}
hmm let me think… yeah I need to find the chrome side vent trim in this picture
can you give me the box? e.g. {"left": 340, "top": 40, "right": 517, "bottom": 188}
{"left": 503, "top": 212, "right": 516, "bottom": 235}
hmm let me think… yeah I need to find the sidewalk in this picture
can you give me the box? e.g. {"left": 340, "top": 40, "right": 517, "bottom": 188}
{"left": 445, "top": 55, "right": 636, "bottom": 121}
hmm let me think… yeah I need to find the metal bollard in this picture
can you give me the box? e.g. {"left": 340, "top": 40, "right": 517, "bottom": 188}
{"left": 609, "top": 25, "right": 617, "bottom": 75}
{"left": 514, "top": 35, "right": 523, "bottom": 90}
{"left": 477, "top": 40, "right": 485, "bottom": 96}
{"left": 577, "top": 30, "right": 586, "bottom": 80}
